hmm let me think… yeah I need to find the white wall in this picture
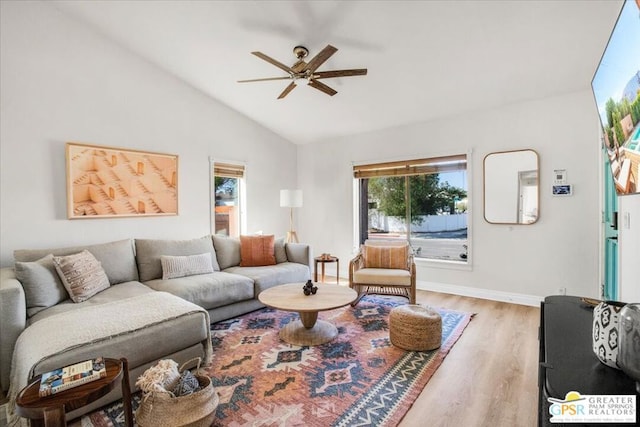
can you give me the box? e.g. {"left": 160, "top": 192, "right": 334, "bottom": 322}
{"left": 619, "top": 195, "right": 640, "bottom": 303}
{"left": 298, "top": 91, "right": 602, "bottom": 300}
{"left": 0, "top": 1, "right": 297, "bottom": 267}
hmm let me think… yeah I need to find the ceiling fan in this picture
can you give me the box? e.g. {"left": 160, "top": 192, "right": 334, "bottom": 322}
{"left": 238, "top": 44, "right": 367, "bottom": 99}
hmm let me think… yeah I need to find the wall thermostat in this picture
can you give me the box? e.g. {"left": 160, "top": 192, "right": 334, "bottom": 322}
{"left": 553, "top": 169, "right": 567, "bottom": 185}
{"left": 552, "top": 184, "right": 572, "bottom": 196}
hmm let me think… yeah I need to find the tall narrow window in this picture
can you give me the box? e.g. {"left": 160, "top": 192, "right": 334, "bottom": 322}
{"left": 354, "top": 155, "right": 469, "bottom": 263}
{"left": 212, "top": 161, "right": 244, "bottom": 237}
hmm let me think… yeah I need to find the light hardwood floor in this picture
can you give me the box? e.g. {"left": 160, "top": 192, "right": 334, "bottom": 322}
{"left": 0, "top": 286, "right": 540, "bottom": 427}
{"left": 398, "top": 289, "right": 540, "bottom": 427}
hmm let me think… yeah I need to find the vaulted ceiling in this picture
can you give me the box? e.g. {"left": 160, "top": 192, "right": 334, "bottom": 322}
{"left": 51, "top": 0, "right": 623, "bottom": 144}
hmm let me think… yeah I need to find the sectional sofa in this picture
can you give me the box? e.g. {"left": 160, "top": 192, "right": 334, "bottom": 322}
{"left": 0, "top": 234, "right": 311, "bottom": 425}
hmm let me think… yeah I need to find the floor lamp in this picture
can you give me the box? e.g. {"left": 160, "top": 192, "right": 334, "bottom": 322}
{"left": 280, "top": 189, "right": 302, "bottom": 243}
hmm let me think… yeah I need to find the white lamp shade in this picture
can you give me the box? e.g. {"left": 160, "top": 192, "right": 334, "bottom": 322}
{"left": 280, "top": 189, "right": 303, "bottom": 208}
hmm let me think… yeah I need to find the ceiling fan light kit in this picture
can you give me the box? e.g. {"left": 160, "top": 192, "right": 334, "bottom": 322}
{"left": 238, "top": 44, "right": 367, "bottom": 99}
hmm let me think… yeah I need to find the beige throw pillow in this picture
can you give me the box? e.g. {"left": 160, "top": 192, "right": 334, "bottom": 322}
{"left": 363, "top": 245, "right": 409, "bottom": 270}
{"left": 160, "top": 253, "right": 215, "bottom": 279}
{"left": 53, "top": 250, "right": 110, "bottom": 303}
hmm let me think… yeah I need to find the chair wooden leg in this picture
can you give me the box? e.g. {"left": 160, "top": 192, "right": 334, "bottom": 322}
{"left": 350, "top": 292, "right": 366, "bottom": 307}
{"left": 350, "top": 285, "right": 366, "bottom": 307}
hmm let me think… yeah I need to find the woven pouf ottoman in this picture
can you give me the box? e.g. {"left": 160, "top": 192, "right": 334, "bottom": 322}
{"left": 389, "top": 304, "right": 442, "bottom": 351}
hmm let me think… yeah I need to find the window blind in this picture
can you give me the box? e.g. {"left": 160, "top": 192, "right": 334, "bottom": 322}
{"left": 214, "top": 162, "right": 244, "bottom": 178}
{"left": 353, "top": 154, "right": 466, "bottom": 179}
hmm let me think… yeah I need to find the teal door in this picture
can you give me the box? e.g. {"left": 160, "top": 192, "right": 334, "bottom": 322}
{"left": 603, "top": 147, "right": 618, "bottom": 300}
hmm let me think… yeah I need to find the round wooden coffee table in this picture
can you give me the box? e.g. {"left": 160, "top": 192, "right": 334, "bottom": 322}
{"left": 259, "top": 283, "right": 357, "bottom": 346}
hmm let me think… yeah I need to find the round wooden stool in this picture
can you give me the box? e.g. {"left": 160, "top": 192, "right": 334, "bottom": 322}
{"left": 389, "top": 304, "right": 442, "bottom": 351}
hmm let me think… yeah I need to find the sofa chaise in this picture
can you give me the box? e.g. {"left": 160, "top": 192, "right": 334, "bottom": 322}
{"left": 0, "top": 234, "right": 311, "bottom": 425}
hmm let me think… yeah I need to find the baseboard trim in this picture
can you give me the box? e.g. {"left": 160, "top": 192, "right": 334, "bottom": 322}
{"left": 417, "top": 280, "right": 543, "bottom": 307}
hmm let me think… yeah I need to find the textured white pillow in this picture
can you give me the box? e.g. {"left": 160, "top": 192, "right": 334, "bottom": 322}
{"left": 161, "top": 253, "right": 214, "bottom": 280}
{"left": 53, "top": 250, "right": 110, "bottom": 303}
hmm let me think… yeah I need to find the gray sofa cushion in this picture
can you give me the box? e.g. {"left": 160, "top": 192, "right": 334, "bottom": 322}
{"left": 17, "top": 291, "right": 211, "bottom": 413}
{"left": 28, "top": 281, "right": 155, "bottom": 325}
{"left": 285, "top": 243, "right": 311, "bottom": 267}
{"left": 274, "top": 238, "right": 287, "bottom": 264}
{"left": 14, "top": 254, "right": 68, "bottom": 316}
{"left": 212, "top": 235, "right": 241, "bottom": 270}
{"left": 14, "top": 239, "right": 138, "bottom": 285}
{"left": 135, "top": 236, "right": 220, "bottom": 281}
{"left": 224, "top": 262, "right": 310, "bottom": 295}
{"left": 143, "top": 272, "right": 253, "bottom": 310}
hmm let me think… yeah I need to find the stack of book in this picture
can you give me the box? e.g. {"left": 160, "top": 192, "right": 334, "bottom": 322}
{"left": 38, "top": 357, "right": 107, "bottom": 397}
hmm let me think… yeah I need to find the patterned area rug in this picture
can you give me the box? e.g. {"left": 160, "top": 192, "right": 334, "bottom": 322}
{"left": 69, "top": 295, "right": 472, "bottom": 427}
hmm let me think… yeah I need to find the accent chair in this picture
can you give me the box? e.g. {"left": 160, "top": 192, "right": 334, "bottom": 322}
{"left": 348, "top": 240, "right": 416, "bottom": 306}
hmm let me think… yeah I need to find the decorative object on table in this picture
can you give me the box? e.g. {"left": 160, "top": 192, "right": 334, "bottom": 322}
{"left": 592, "top": 300, "right": 626, "bottom": 369}
{"left": 39, "top": 356, "right": 107, "bottom": 397}
{"left": 66, "top": 142, "right": 178, "bottom": 219}
{"left": 302, "top": 279, "right": 318, "bottom": 296}
{"left": 135, "top": 358, "right": 218, "bottom": 427}
{"left": 389, "top": 304, "right": 442, "bottom": 351}
{"left": 280, "top": 189, "right": 302, "bottom": 243}
{"left": 618, "top": 303, "right": 640, "bottom": 392}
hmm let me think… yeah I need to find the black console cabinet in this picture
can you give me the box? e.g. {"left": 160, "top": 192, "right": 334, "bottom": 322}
{"left": 538, "top": 296, "right": 638, "bottom": 426}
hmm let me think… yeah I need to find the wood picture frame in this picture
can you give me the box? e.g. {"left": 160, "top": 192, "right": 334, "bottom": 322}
{"left": 66, "top": 142, "right": 178, "bottom": 219}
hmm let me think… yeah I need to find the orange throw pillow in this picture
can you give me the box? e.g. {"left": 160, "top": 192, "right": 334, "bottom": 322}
{"left": 240, "top": 235, "right": 276, "bottom": 267}
{"left": 363, "top": 245, "right": 408, "bottom": 270}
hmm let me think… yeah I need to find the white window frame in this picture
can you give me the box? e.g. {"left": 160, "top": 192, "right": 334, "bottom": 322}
{"left": 352, "top": 151, "right": 473, "bottom": 270}
{"left": 209, "top": 158, "right": 246, "bottom": 237}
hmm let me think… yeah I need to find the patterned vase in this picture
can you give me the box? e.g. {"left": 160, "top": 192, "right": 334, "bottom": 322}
{"left": 592, "top": 301, "right": 625, "bottom": 369}
{"left": 618, "top": 303, "right": 640, "bottom": 393}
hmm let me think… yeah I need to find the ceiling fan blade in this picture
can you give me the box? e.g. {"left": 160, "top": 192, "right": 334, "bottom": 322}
{"left": 277, "top": 82, "right": 297, "bottom": 99}
{"left": 251, "top": 51, "right": 294, "bottom": 74}
{"left": 303, "top": 45, "right": 338, "bottom": 73}
{"left": 313, "top": 69, "right": 368, "bottom": 79}
{"left": 238, "top": 76, "right": 292, "bottom": 83}
{"left": 308, "top": 79, "right": 337, "bottom": 96}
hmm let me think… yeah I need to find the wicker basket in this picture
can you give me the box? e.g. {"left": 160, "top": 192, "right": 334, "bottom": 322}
{"left": 389, "top": 304, "right": 442, "bottom": 351}
{"left": 136, "top": 374, "right": 218, "bottom": 427}
{"left": 136, "top": 359, "right": 218, "bottom": 427}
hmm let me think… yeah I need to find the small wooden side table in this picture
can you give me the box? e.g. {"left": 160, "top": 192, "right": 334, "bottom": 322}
{"left": 314, "top": 255, "right": 339, "bottom": 283}
{"left": 15, "top": 357, "right": 133, "bottom": 427}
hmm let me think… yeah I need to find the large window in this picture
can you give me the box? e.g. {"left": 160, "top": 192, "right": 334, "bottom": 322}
{"left": 354, "top": 155, "right": 469, "bottom": 263}
{"left": 211, "top": 161, "right": 244, "bottom": 237}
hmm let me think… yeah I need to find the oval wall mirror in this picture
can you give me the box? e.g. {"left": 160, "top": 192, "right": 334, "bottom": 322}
{"left": 483, "top": 149, "right": 539, "bottom": 224}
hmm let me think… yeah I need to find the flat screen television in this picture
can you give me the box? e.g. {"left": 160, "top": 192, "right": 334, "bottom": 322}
{"left": 591, "top": 0, "right": 640, "bottom": 195}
